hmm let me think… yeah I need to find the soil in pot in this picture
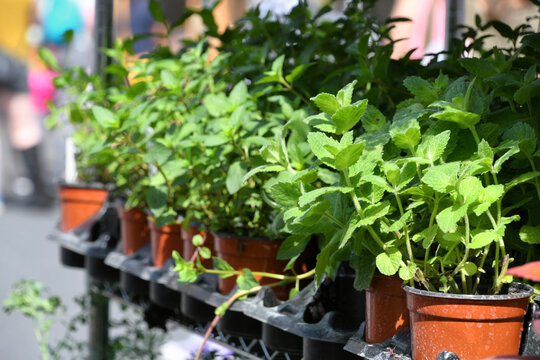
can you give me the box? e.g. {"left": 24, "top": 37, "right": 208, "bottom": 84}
{"left": 181, "top": 223, "right": 214, "bottom": 268}
{"left": 58, "top": 184, "right": 108, "bottom": 231}
{"left": 365, "top": 273, "right": 409, "bottom": 343}
{"left": 148, "top": 219, "right": 182, "bottom": 267}
{"left": 117, "top": 203, "right": 150, "bottom": 255}
{"left": 405, "top": 283, "right": 534, "bottom": 360}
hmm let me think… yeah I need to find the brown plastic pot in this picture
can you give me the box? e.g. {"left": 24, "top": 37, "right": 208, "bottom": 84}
{"left": 117, "top": 204, "right": 150, "bottom": 255}
{"left": 213, "top": 233, "right": 291, "bottom": 300}
{"left": 404, "top": 283, "right": 534, "bottom": 360}
{"left": 365, "top": 273, "right": 409, "bottom": 343}
{"left": 181, "top": 223, "right": 214, "bottom": 268}
{"left": 148, "top": 219, "right": 182, "bottom": 268}
{"left": 58, "top": 184, "right": 108, "bottom": 231}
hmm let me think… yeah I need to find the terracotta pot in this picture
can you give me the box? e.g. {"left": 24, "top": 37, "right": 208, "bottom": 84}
{"left": 404, "top": 283, "right": 534, "bottom": 360}
{"left": 181, "top": 223, "right": 214, "bottom": 268}
{"left": 213, "top": 233, "right": 291, "bottom": 300}
{"left": 364, "top": 273, "right": 409, "bottom": 343}
{"left": 58, "top": 184, "right": 108, "bottom": 231}
{"left": 148, "top": 219, "right": 182, "bottom": 267}
{"left": 117, "top": 204, "right": 150, "bottom": 255}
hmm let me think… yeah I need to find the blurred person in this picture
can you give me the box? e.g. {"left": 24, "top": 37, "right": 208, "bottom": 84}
{"left": 0, "top": 0, "right": 53, "bottom": 208}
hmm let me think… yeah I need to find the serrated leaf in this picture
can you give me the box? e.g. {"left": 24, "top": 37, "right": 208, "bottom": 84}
{"left": 514, "top": 79, "right": 540, "bottom": 104}
{"left": 430, "top": 103, "right": 480, "bottom": 129}
{"left": 458, "top": 177, "right": 483, "bottom": 204}
{"left": 336, "top": 80, "right": 357, "bottom": 106}
{"left": 469, "top": 231, "right": 497, "bottom": 249}
{"left": 226, "top": 162, "right": 247, "bottom": 194}
{"left": 458, "top": 58, "right": 498, "bottom": 78}
{"left": 92, "top": 106, "right": 118, "bottom": 129}
{"left": 332, "top": 100, "right": 368, "bottom": 134}
{"left": 335, "top": 142, "right": 365, "bottom": 170}
{"left": 505, "top": 172, "right": 540, "bottom": 192}
{"left": 383, "top": 163, "right": 400, "bottom": 187}
{"left": 403, "top": 76, "right": 437, "bottom": 104}
{"left": 502, "top": 122, "right": 537, "bottom": 157}
{"left": 418, "top": 130, "right": 451, "bottom": 164}
{"left": 474, "top": 184, "right": 504, "bottom": 215}
{"left": 362, "top": 174, "right": 393, "bottom": 193}
{"left": 242, "top": 164, "right": 285, "bottom": 183}
{"left": 277, "top": 235, "right": 310, "bottom": 260}
{"left": 144, "top": 142, "right": 172, "bottom": 165}
{"left": 421, "top": 162, "right": 460, "bottom": 193}
{"left": 519, "top": 226, "right": 540, "bottom": 244}
{"left": 493, "top": 146, "right": 520, "bottom": 174}
{"left": 399, "top": 261, "right": 417, "bottom": 281}
{"left": 298, "top": 186, "right": 353, "bottom": 207}
{"left": 376, "top": 248, "right": 402, "bottom": 276}
{"left": 296, "top": 200, "right": 331, "bottom": 226}
{"left": 160, "top": 69, "right": 177, "bottom": 89}
{"left": 237, "top": 269, "right": 260, "bottom": 291}
{"left": 389, "top": 118, "right": 421, "bottom": 149}
{"left": 307, "top": 132, "right": 340, "bottom": 167}
{"left": 310, "top": 93, "right": 340, "bottom": 115}
{"left": 339, "top": 214, "right": 361, "bottom": 248}
{"left": 359, "top": 201, "right": 391, "bottom": 226}
{"left": 380, "top": 210, "right": 412, "bottom": 234}
{"left": 361, "top": 105, "right": 386, "bottom": 132}
{"left": 270, "top": 182, "right": 302, "bottom": 208}
{"left": 437, "top": 204, "right": 468, "bottom": 233}
{"left": 350, "top": 253, "right": 376, "bottom": 291}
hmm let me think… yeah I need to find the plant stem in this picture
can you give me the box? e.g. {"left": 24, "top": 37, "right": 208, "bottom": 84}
{"left": 394, "top": 192, "right": 415, "bottom": 263}
{"left": 279, "top": 78, "right": 312, "bottom": 107}
{"left": 451, "top": 214, "right": 470, "bottom": 289}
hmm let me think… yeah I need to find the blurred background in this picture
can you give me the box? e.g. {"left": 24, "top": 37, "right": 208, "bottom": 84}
{"left": 0, "top": 0, "right": 536, "bottom": 359}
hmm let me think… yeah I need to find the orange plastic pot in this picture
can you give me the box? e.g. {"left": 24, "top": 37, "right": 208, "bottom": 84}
{"left": 58, "top": 184, "right": 108, "bottom": 231}
{"left": 148, "top": 220, "right": 182, "bottom": 268}
{"left": 404, "top": 283, "right": 533, "bottom": 360}
{"left": 181, "top": 223, "right": 214, "bottom": 268}
{"left": 365, "top": 273, "right": 409, "bottom": 343}
{"left": 213, "top": 233, "right": 291, "bottom": 300}
{"left": 117, "top": 204, "right": 150, "bottom": 255}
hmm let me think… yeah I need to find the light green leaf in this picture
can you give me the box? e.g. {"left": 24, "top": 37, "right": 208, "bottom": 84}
{"left": 462, "top": 262, "right": 478, "bottom": 276}
{"left": 389, "top": 118, "right": 421, "bottom": 149}
{"left": 505, "top": 172, "right": 540, "bottom": 192}
{"left": 380, "top": 211, "right": 412, "bottom": 233}
{"left": 493, "top": 146, "right": 520, "bottom": 174}
{"left": 160, "top": 69, "right": 177, "bottom": 89}
{"left": 359, "top": 201, "right": 391, "bottom": 226}
{"left": 332, "top": 100, "right": 368, "bottom": 134}
{"left": 192, "top": 235, "right": 204, "bottom": 247}
{"left": 336, "top": 80, "right": 357, "bottom": 106}
{"left": 242, "top": 164, "right": 285, "bottom": 183}
{"left": 418, "top": 130, "right": 451, "bottom": 164}
{"left": 237, "top": 269, "right": 260, "bottom": 291}
{"left": 199, "top": 247, "right": 211, "bottom": 259}
{"left": 421, "top": 162, "right": 460, "bottom": 193}
{"left": 229, "top": 81, "right": 249, "bottom": 106}
{"left": 339, "top": 214, "right": 361, "bottom": 248}
{"left": 226, "top": 162, "right": 247, "bottom": 194}
{"left": 458, "top": 177, "right": 483, "bottom": 204}
{"left": 383, "top": 163, "right": 400, "bottom": 187}
{"left": 307, "top": 132, "right": 340, "bottom": 167}
{"left": 92, "top": 106, "right": 119, "bottom": 129}
{"left": 469, "top": 231, "right": 497, "bottom": 249}
{"left": 474, "top": 184, "right": 504, "bottom": 215}
{"left": 519, "top": 226, "right": 540, "bottom": 244}
{"left": 144, "top": 142, "right": 172, "bottom": 165}
{"left": 311, "top": 93, "right": 340, "bottom": 115}
{"left": 437, "top": 204, "right": 468, "bottom": 233}
{"left": 399, "top": 261, "right": 417, "bottom": 281}
{"left": 430, "top": 103, "right": 480, "bottom": 129}
{"left": 38, "top": 47, "right": 60, "bottom": 71}
{"left": 285, "top": 63, "right": 313, "bottom": 84}
{"left": 296, "top": 200, "right": 331, "bottom": 226}
{"left": 335, "top": 142, "right": 365, "bottom": 170}
{"left": 298, "top": 186, "right": 353, "bottom": 207}
{"left": 213, "top": 257, "right": 235, "bottom": 274}
{"left": 270, "top": 182, "right": 301, "bottom": 207}
{"left": 362, "top": 174, "right": 393, "bottom": 193}
{"left": 376, "top": 248, "right": 402, "bottom": 276}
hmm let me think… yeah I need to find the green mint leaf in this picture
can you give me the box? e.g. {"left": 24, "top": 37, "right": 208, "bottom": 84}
{"left": 380, "top": 211, "right": 413, "bottom": 234}
{"left": 502, "top": 122, "right": 537, "bottom": 157}
{"left": 519, "top": 226, "right": 540, "bottom": 244}
{"left": 38, "top": 47, "right": 60, "bottom": 71}
{"left": 389, "top": 118, "right": 421, "bottom": 149}
{"left": 458, "top": 177, "right": 483, "bottom": 204}
{"left": 469, "top": 231, "right": 497, "bottom": 249}
{"left": 399, "top": 261, "right": 417, "bottom": 281}
{"left": 298, "top": 186, "right": 353, "bottom": 207}
{"left": 144, "top": 142, "right": 172, "bottom": 165}
{"left": 335, "top": 142, "right": 366, "bottom": 170}
{"left": 421, "top": 162, "right": 460, "bottom": 193}
{"left": 383, "top": 163, "right": 400, "bottom": 187}
{"left": 418, "top": 130, "right": 451, "bottom": 164}
{"left": 359, "top": 201, "right": 391, "bottom": 226}
{"left": 350, "top": 253, "right": 376, "bottom": 291}
{"left": 295, "top": 200, "right": 331, "bottom": 226}
{"left": 474, "top": 184, "right": 504, "bottom": 215}
{"left": 361, "top": 105, "right": 386, "bottom": 132}
{"left": 462, "top": 262, "right": 478, "bottom": 276}
{"left": 362, "top": 174, "right": 393, "bottom": 193}
{"left": 437, "top": 204, "right": 468, "bottom": 233}
{"left": 285, "top": 63, "right": 313, "bottom": 84}
{"left": 514, "top": 79, "right": 540, "bottom": 104}
{"left": 376, "top": 248, "right": 402, "bottom": 276}
{"left": 336, "top": 80, "right": 357, "bottom": 106}
{"left": 192, "top": 234, "right": 204, "bottom": 247}
{"left": 311, "top": 93, "right": 340, "bottom": 115}
{"left": 92, "top": 106, "right": 119, "bottom": 129}
{"left": 505, "top": 172, "right": 540, "bottom": 192}
{"left": 242, "top": 164, "right": 285, "bottom": 184}
{"left": 212, "top": 257, "right": 235, "bottom": 275}
{"left": 339, "top": 214, "right": 361, "bottom": 248}
{"left": 270, "top": 182, "right": 302, "bottom": 207}
{"left": 146, "top": 186, "right": 167, "bottom": 213}
{"left": 160, "top": 69, "right": 177, "bottom": 89}
{"left": 237, "top": 269, "right": 260, "bottom": 291}
{"left": 331, "top": 100, "right": 368, "bottom": 134}
{"left": 458, "top": 58, "right": 498, "bottom": 78}
{"left": 229, "top": 81, "right": 249, "bottom": 106}
{"left": 226, "top": 162, "right": 247, "bottom": 194}
{"left": 149, "top": 0, "right": 165, "bottom": 23}
{"left": 403, "top": 76, "right": 437, "bottom": 104}
{"left": 277, "top": 235, "right": 310, "bottom": 260}
{"left": 307, "top": 132, "right": 340, "bottom": 168}
{"left": 493, "top": 146, "right": 520, "bottom": 174}
{"left": 430, "top": 104, "right": 480, "bottom": 129}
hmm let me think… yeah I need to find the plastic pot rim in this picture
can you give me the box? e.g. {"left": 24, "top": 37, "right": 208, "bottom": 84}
{"left": 403, "top": 282, "right": 534, "bottom": 300}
